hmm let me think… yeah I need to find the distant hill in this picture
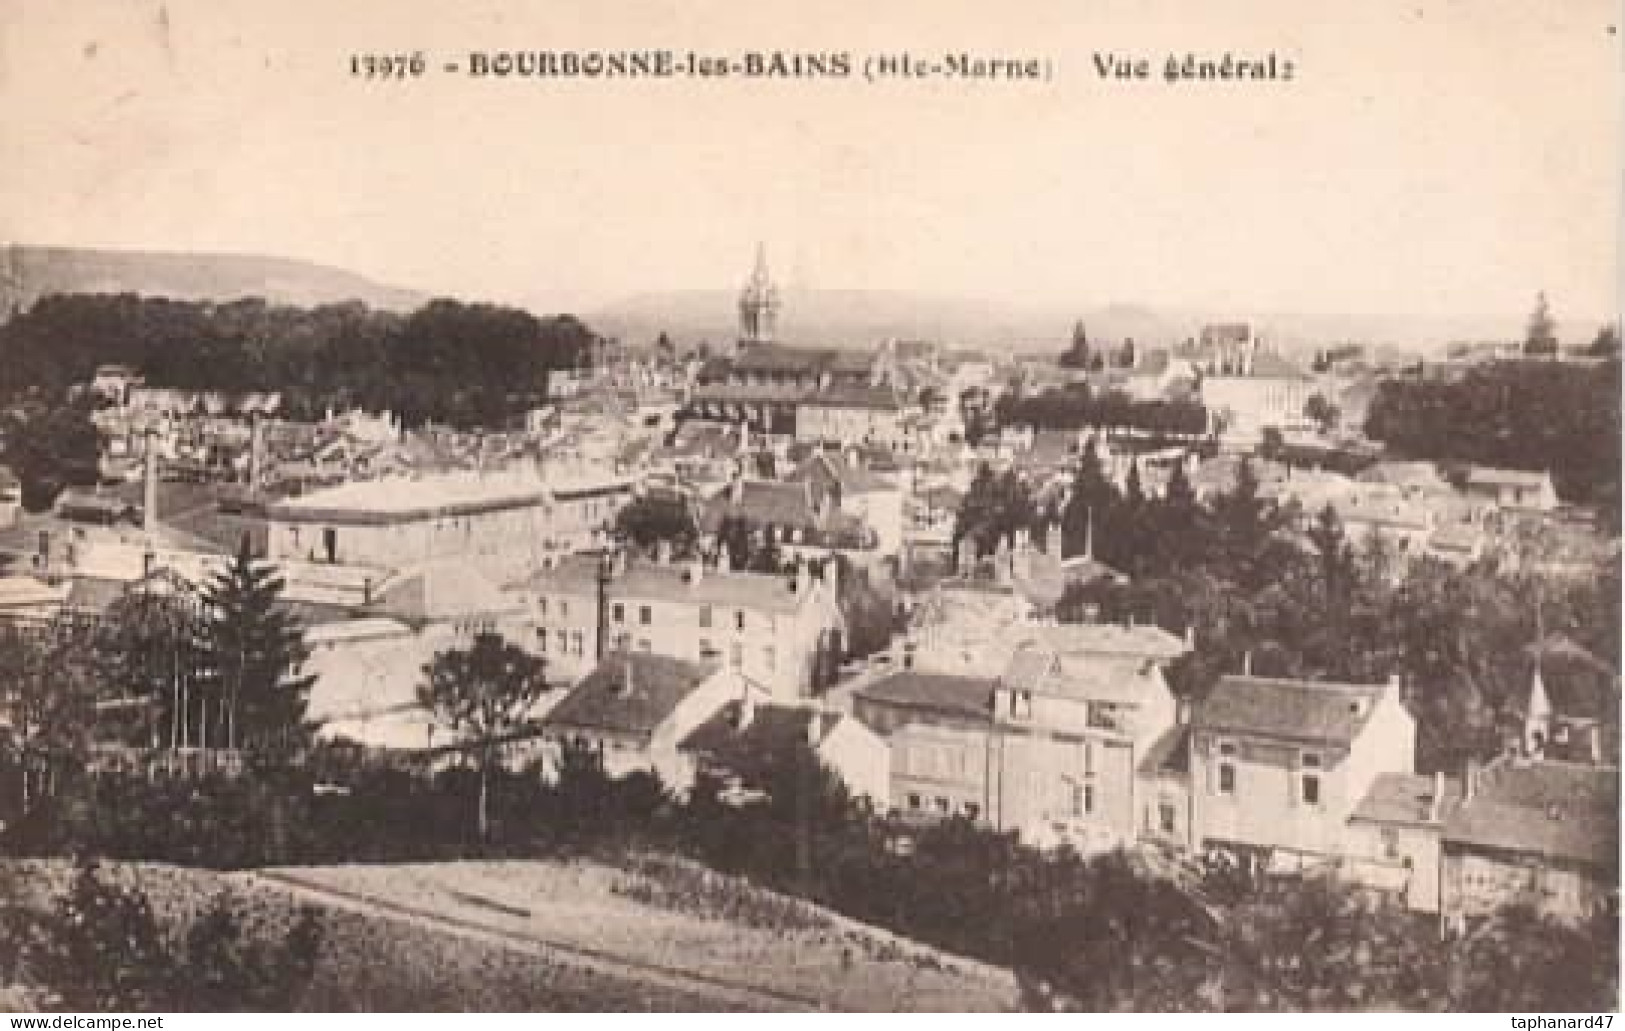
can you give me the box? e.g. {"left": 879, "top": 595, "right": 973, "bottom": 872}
{"left": 592, "top": 288, "right": 1590, "bottom": 360}
{"left": 0, "top": 245, "right": 426, "bottom": 315}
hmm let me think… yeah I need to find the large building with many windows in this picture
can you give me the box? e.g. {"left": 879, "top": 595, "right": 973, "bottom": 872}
{"left": 520, "top": 550, "right": 844, "bottom": 699}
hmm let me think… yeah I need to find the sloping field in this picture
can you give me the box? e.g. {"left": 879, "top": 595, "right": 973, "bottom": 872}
{"left": 8, "top": 858, "right": 1018, "bottom": 1011}
{"left": 255, "top": 857, "right": 1019, "bottom": 1011}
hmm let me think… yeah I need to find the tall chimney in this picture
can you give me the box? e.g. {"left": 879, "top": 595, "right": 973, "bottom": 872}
{"left": 143, "top": 428, "right": 159, "bottom": 541}
{"left": 1428, "top": 770, "right": 1445, "bottom": 822}
{"left": 248, "top": 412, "right": 265, "bottom": 496}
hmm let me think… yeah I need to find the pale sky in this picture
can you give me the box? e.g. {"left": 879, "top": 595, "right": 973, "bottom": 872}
{"left": 0, "top": 0, "right": 1619, "bottom": 319}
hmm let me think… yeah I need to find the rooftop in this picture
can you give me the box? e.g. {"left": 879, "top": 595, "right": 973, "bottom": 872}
{"left": 525, "top": 553, "right": 820, "bottom": 616}
{"left": 1349, "top": 772, "right": 1462, "bottom": 828}
{"left": 1444, "top": 760, "right": 1618, "bottom": 869}
{"left": 1194, "top": 674, "right": 1392, "bottom": 746}
{"left": 854, "top": 671, "right": 997, "bottom": 723}
{"left": 679, "top": 700, "right": 841, "bottom": 771}
{"left": 543, "top": 652, "right": 718, "bottom": 738}
{"left": 265, "top": 468, "right": 632, "bottom": 524}
{"left": 799, "top": 383, "right": 908, "bottom": 412}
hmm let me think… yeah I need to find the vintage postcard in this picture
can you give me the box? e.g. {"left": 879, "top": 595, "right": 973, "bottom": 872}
{"left": 0, "top": 0, "right": 1618, "bottom": 1015}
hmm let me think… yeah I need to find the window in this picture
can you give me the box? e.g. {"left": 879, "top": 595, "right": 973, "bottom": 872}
{"left": 1380, "top": 827, "right": 1401, "bottom": 861}
{"left": 538, "top": 598, "right": 547, "bottom": 617}
{"left": 963, "top": 802, "right": 980, "bottom": 821}
{"left": 1218, "top": 763, "right": 1236, "bottom": 794}
{"left": 536, "top": 627, "right": 548, "bottom": 653}
{"left": 1301, "top": 774, "right": 1321, "bottom": 807}
{"left": 1084, "top": 784, "right": 1095, "bottom": 815}
{"left": 1217, "top": 740, "right": 1237, "bottom": 757}
{"left": 614, "top": 632, "right": 631, "bottom": 651}
{"left": 570, "top": 631, "right": 584, "bottom": 656}
{"left": 1300, "top": 751, "right": 1322, "bottom": 769}
{"left": 1159, "top": 802, "right": 1177, "bottom": 834}
{"left": 560, "top": 601, "right": 569, "bottom": 618}
{"left": 699, "top": 605, "right": 713, "bottom": 629}
{"left": 612, "top": 603, "right": 625, "bottom": 623}
{"left": 639, "top": 605, "right": 652, "bottom": 626}
{"left": 1008, "top": 690, "right": 1033, "bottom": 719}
{"left": 638, "top": 639, "right": 652, "bottom": 653}
{"left": 735, "top": 610, "right": 746, "bottom": 632}
{"left": 935, "top": 796, "right": 951, "bottom": 814}
{"left": 907, "top": 793, "right": 922, "bottom": 810}
{"left": 556, "top": 629, "right": 568, "bottom": 654}
{"left": 730, "top": 643, "right": 743, "bottom": 668}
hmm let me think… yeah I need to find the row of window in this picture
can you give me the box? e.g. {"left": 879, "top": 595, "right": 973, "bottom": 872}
{"left": 539, "top": 597, "right": 762, "bottom": 634}
{"left": 904, "top": 793, "right": 980, "bottom": 821}
{"left": 535, "top": 625, "right": 776, "bottom": 672}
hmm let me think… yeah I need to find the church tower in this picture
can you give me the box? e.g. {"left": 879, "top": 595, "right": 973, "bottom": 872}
{"left": 737, "top": 243, "right": 780, "bottom": 349}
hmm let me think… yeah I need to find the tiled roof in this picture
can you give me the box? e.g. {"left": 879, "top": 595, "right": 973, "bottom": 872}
{"left": 526, "top": 553, "right": 815, "bottom": 616}
{"left": 1349, "top": 772, "right": 1461, "bottom": 827}
{"left": 1194, "top": 674, "right": 1389, "bottom": 745}
{"left": 1024, "top": 622, "right": 1188, "bottom": 662}
{"left": 798, "top": 384, "right": 906, "bottom": 411}
{"left": 1466, "top": 467, "right": 1552, "bottom": 489}
{"left": 699, "top": 480, "right": 818, "bottom": 531}
{"left": 855, "top": 671, "right": 996, "bottom": 722}
{"left": 791, "top": 452, "right": 896, "bottom": 495}
{"left": 368, "top": 560, "right": 518, "bottom": 622}
{"left": 1000, "top": 644, "right": 1159, "bottom": 706}
{"left": 543, "top": 652, "right": 717, "bottom": 738}
{"left": 679, "top": 701, "right": 840, "bottom": 770}
{"left": 1138, "top": 724, "right": 1192, "bottom": 779}
{"left": 1444, "top": 761, "right": 1618, "bottom": 869}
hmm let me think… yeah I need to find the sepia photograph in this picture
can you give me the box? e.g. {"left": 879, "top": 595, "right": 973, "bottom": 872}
{"left": 0, "top": 0, "right": 1619, "bottom": 1014}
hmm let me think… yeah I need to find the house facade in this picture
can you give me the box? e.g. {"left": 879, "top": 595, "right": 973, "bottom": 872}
{"left": 522, "top": 551, "right": 844, "bottom": 699}
{"left": 1186, "top": 674, "right": 1415, "bottom": 864}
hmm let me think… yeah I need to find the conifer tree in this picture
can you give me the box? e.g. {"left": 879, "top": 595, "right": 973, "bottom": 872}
{"left": 197, "top": 536, "right": 314, "bottom": 755}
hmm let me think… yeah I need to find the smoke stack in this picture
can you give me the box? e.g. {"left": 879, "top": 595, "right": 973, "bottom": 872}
{"left": 1464, "top": 759, "right": 1479, "bottom": 803}
{"left": 1242, "top": 650, "right": 1253, "bottom": 676}
{"left": 1428, "top": 771, "right": 1445, "bottom": 822}
{"left": 1185, "top": 624, "right": 1197, "bottom": 650}
{"left": 735, "top": 693, "right": 755, "bottom": 731}
{"left": 248, "top": 412, "right": 265, "bottom": 495}
{"left": 143, "top": 428, "right": 159, "bottom": 540}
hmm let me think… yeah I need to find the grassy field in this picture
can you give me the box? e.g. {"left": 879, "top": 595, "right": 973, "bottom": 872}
{"left": 7, "top": 857, "right": 1018, "bottom": 1012}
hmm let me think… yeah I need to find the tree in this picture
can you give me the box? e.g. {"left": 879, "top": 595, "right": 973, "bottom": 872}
{"left": 1258, "top": 427, "right": 1286, "bottom": 462}
{"left": 613, "top": 493, "right": 698, "bottom": 554}
{"left": 1524, "top": 291, "right": 1558, "bottom": 357}
{"left": 1587, "top": 321, "right": 1621, "bottom": 358}
{"left": 0, "top": 618, "right": 99, "bottom": 816}
{"left": 418, "top": 631, "right": 551, "bottom": 839}
{"left": 96, "top": 584, "right": 205, "bottom": 750}
{"left": 197, "top": 537, "right": 314, "bottom": 755}
{"left": 0, "top": 400, "right": 103, "bottom": 511}
{"left": 1303, "top": 393, "right": 1341, "bottom": 434}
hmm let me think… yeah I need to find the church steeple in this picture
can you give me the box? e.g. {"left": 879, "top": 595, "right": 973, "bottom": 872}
{"left": 737, "top": 243, "right": 780, "bottom": 349}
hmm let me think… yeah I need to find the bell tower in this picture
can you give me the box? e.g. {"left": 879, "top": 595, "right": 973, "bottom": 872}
{"left": 737, "top": 243, "right": 780, "bottom": 349}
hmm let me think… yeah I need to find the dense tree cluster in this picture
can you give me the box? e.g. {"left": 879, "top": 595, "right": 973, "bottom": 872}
{"left": 0, "top": 397, "right": 103, "bottom": 509}
{"left": 1, "top": 859, "right": 322, "bottom": 1011}
{"left": 0, "top": 542, "right": 314, "bottom": 828}
{"left": 0, "top": 294, "right": 597, "bottom": 428}
{"left": 997, "top": 382, "right": 1207, "bottom": 437}
{"left": 953, "top": 446, "right": 1620, "bottom": 773}
{"left": 1364, "top": 358, "right": 1621, "bottom": 512}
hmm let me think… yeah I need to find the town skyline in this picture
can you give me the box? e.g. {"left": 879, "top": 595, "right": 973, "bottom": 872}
{"left": 2, "top": 0, "right": 1620, "bottom": 321}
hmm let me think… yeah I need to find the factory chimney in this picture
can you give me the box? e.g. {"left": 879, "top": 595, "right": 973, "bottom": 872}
{"left": 143, "top": 428, "right": 159, "bottom": 541}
